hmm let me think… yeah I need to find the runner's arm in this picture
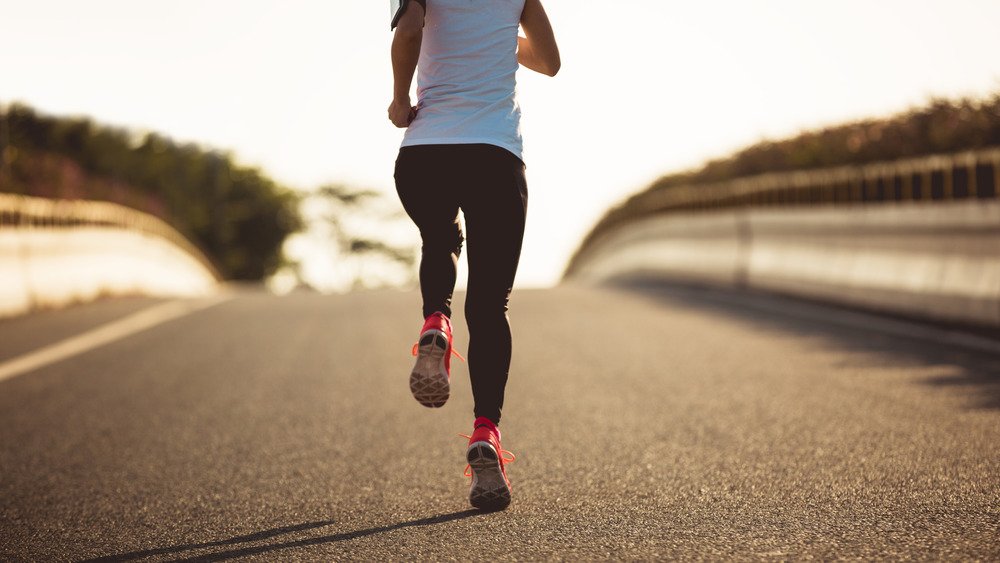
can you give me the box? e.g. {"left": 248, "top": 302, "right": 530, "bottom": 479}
{"left": 518, "top": 0, "right": 560, "bottom": 77}
{"left": 388, "top": 0, "right": 425, "bottom": 128}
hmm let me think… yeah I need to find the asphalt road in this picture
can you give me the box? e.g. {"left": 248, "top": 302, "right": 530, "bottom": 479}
{"left": 0, "top": 284, "right": 997, "bottom": 561}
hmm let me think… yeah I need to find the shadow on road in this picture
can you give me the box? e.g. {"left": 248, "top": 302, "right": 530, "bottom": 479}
{"left": 82, "top": 510, "right": 482, "bottom": 562}
{"left": 611, "top": 278, "right": 1000, "bottom": 410}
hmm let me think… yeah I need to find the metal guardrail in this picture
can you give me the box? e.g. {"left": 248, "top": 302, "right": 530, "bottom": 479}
{"left": 0, "top": 193, "right": 221, "bottom": 281}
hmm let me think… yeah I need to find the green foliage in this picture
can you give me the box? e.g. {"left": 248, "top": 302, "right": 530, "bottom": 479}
{"left": 645, "top": 93, "right": 1000, "bottom": 196}
{"left": 0, "top": 103, "right": 302, "bottom": 280}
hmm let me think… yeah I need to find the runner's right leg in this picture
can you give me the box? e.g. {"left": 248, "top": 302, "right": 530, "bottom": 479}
{"left": 459, "top": 144, "right": 528, "bottom": 426}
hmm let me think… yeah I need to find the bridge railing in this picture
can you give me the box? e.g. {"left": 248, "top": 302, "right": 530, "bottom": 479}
{"left": 0, "top": 193, "right": 220, "bottom": 317}
{"left": 565, "top": 147, "right": 1000, "bottom": 327}
{"left": 0, "top": 193, "right": 219, "bottom": 279}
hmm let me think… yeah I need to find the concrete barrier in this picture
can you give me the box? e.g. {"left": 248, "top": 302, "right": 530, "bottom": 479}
{"left": 0, "top": 194, "right": 219, "bottom": 318}
{"left": 746, "top": 201, "right": 1000, "bottom": 324}
{"left": 568, "top": 212, "right": 746, "bottom": 287}
{"left": 566, "top": 148, "right": 1000, "bottom": 327}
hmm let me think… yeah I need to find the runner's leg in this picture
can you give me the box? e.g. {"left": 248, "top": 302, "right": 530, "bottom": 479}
{"left": 394, "top": 146, "right": 463, "bottom": 318}
{"left": 459, "top": 145, "right": 528, "bottom": 425}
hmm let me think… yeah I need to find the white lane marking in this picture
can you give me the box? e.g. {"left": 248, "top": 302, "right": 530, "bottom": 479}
{"left": 0, "top": 295, "right": 233, "bottom": 383}
{"left": 656, "top": 285, "right": 1000, "bottom": 356}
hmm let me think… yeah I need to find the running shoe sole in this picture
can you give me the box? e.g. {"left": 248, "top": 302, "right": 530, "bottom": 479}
{"left": 410, "top": 330, "right": 450, "bottom": 408}
{"left": 467, "top": 441, "right": 511, "bottom": 511}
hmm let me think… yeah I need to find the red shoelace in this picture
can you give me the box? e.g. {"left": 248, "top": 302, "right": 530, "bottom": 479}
{"left": 411, "top": 342, "right": 466, "bottom": 362}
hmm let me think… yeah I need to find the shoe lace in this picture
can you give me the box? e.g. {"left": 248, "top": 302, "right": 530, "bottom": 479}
{"left": 411, "top": 342, "right": 466, "bottom": 362}
{"left": 458, "top": 434, "right": 515, "bottom": 478}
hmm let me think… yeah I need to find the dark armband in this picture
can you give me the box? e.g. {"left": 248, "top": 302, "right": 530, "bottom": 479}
{"left": 390, "top": 0, "right": 426, "bottom": 30}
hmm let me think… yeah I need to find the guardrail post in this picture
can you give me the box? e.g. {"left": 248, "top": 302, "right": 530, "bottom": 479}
{"left": 943, "top": 156, "right": 954, "bottom": 200}
{"left": 890, "top": 165, "right": 900, "bottom": 201}
{"left": 967, "top": 154, "right": 978, "bottom": 198}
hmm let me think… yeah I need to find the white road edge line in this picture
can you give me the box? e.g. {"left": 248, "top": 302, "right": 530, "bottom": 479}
{"left": 0, "top": 294, "right": 234, "bottom": 383}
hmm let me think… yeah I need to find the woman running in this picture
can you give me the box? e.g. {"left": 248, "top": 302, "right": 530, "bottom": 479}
{"left": 389, "top": 0, "right": 559, "bottom": 511}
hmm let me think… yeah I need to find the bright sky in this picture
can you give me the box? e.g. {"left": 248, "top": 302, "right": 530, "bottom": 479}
{"left": 3, "top": 1, "right": 1000, "bottom": 288}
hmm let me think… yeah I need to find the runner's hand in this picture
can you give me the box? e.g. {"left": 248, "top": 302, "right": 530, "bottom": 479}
{"left": 388, "top": 98, "right": 417, "bottom": 128}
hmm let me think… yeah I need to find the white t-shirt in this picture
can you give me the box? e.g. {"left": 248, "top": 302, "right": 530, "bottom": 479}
{"left": 401, "top": 0, "right": 526, "bottom": 162}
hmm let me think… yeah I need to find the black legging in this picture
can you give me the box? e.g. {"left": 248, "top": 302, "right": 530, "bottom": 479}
{"left": 394, "top": 143, "right": 528, "bottom": 424}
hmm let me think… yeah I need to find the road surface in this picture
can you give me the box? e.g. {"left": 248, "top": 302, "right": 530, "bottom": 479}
{"left": 1, "top": 284, "right": 997, "bottom": 560}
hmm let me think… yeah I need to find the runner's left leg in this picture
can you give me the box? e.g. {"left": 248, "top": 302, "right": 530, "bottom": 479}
{"left": 394, "top": 145, "right": 463, "bottom": 319}
{"left": 395, "top": 145, "right": 465, "bottom": 407}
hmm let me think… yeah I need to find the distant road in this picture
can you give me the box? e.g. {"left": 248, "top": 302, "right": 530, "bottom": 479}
{"left": 1, "top": 285, "right": 997, "bottom": 560}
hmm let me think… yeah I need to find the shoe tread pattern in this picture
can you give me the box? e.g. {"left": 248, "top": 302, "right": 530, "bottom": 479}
{"left": 467, "top": 441, "right": 511, "bottom": 511}
{"left": 410, "top": 332, "right": 449, "bottom": 408}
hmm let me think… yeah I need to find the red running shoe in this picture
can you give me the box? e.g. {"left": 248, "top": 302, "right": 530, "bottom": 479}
{"left": 465, "top": 417, "right": 513, "bottom": 511}
{"left": 409, "top": 312, "right": 463, "bottom": 408}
